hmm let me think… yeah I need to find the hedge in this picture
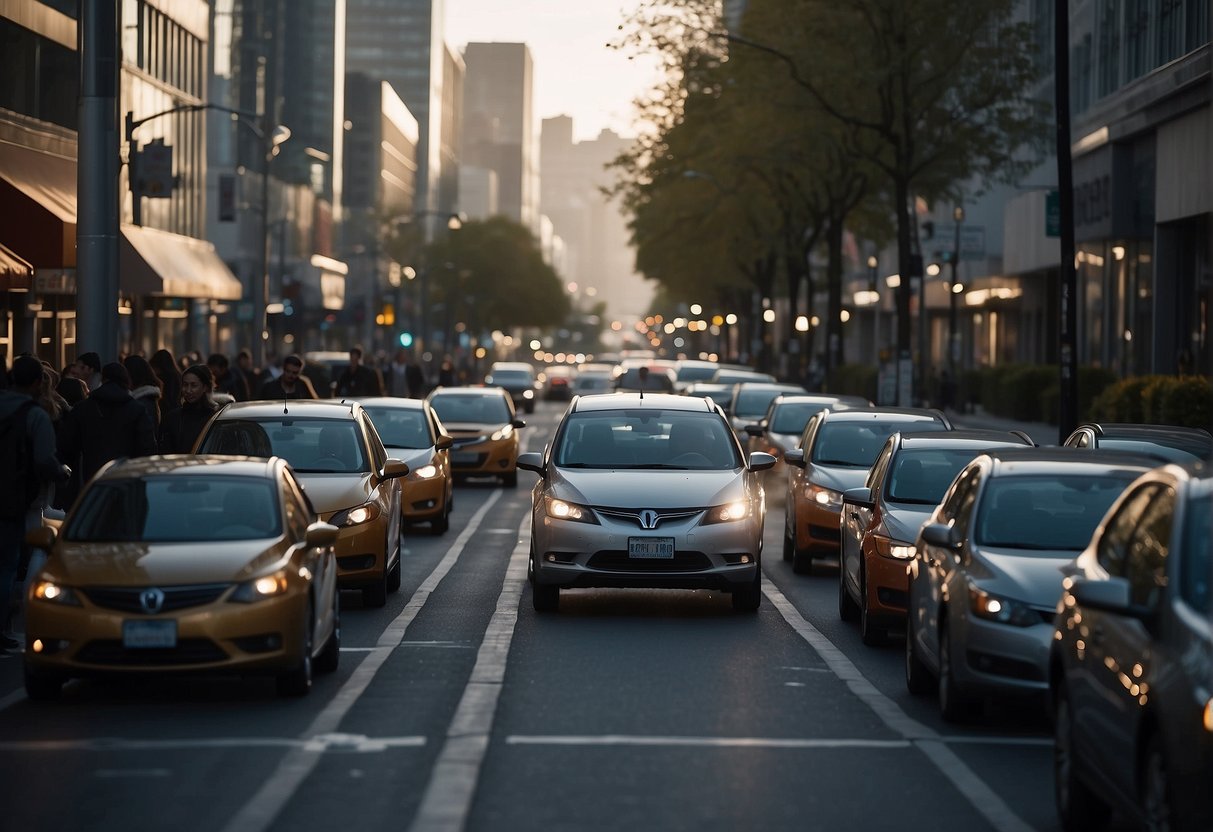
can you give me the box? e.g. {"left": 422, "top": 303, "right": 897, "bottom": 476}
{"left": 1077, "top": 373, "right": 1211, "bottom": 429}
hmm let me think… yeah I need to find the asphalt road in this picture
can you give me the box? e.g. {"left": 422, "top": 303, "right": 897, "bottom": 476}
{"left": 0, "top": 400, "right": 1132, "bottom": 831}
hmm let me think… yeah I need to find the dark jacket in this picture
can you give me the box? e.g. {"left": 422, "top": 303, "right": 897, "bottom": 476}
{"left": 258, "top": 376, "right": 319, "bottom": 401}
{"left": 58, "top": 381, "right": 157, "bottom": 484}
{"left": 158, "top": 398, "right": 221, "bottom": 454}
{"left": 131, "top": 384, "right": 162, "bottom": 430}
{"left": 335, "top": 365, "right": 384, "bottom": 397}
{"left": 0, "top": 390, "right": 70, "bottom": 516}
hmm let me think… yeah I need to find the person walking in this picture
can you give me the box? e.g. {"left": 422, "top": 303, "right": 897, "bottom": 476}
{"left": 209, "top": 353, "right": 250, "bottom": 402}
{"left": 386, "top": 349, "right": 411, "bottom": 397}
{"left": 406, "top": 354, "right": 426, "bottom": 398}
{"left": 159, "top": 364, "right": 222, "bottom": 454}
{"left": 334, "top": 347, "right": 384, "bottom": 397}
{"left": 149, "top": 348, "right": 181, "bottom": 411}
{"left": 58, "top": 362, "right": 157, "bottom": 485}
{"left": 70, "top": 351, "right": 103, "bottom": 391}
{"left": 124, "top": 354, "right": 164, "bottom": 431}
{"left": 236, "top": 349, "right": 262, "bottom": 397}
{"left": 257, "top": 354, "right": 319, "bottom": 400}
{"left": 0, "top": 356, "right": 71, "bottom": 650}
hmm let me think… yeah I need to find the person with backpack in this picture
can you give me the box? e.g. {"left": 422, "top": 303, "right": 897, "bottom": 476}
{"left": 0, "top": 356, "right": 71, "bottom": 650}
{"left": 57, "top": 362, "right": 157, "bottom": 486}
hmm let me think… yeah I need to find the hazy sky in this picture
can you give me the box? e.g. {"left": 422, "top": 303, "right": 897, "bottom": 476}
{"left": 444, "top": 0, "right": 663, "bottom": 143}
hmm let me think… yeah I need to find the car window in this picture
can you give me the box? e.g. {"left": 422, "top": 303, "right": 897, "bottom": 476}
{"left": 66, "top": 476, "right": 282, "bottom": 542}
{"left": 887, "top": 448, "right": 996, "bottom": 506}
{"left": 943, "top": 467, "right": 982, "bottom": 538}
{"left": 1124, "top": 486, "right": 1174, "bottom": 608}
{"left": 975, "top": 473, "right": 1141, "bottom": 552}
{"left": 487, "top": 369, "right": 533, "bottom": 384}
{"left": 676, "top": 365, "right": 718, "bottom": 382}
{"left": 282, "top": 476, "right": 311, "bottom": 539}
{"left": 734, "top": 389, "right": 788, "bottom": 418}
{"left": 811, "top": 420, "right": 946, "bottom": 468}
{"left": 1095, "top": 484, "right": 1159, "bottom": 577}
{"left": 1098, "top": 438, "right": 1207, "bottom": 464}
{"left": 866, "top": 441, "right": 894, "bottom": 489}
{"left": 199, "top": 418, "right": 370, "bottom": 473}
{"left": 554, "top": 411, "right": 739, "bottom": 470}
{"left": 361, "top": 414, "right": 387, "bottom": 470}
{"left": 430, "top": 394, "right": 511, "bottom": 424}
{"left": 1180, "top": 494, "right": 1211, "bottom": 614}
{"left": 363, "top": 406, "right": 433, "bottom": 449}
{"left": 771, "top": 402, "right": 828, "bottom": 434}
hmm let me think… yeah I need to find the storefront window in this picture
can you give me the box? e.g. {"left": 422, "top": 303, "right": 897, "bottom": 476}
{"left": 1079, "top": 244, "right": 1106, "bottom": 367}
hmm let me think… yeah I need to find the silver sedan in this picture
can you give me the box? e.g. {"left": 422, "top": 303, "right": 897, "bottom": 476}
{"left": 519, "top": 393, "right": 776, "bottom": 613}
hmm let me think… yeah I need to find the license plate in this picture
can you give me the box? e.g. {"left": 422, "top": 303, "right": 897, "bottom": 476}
{"left": 451, "top": 452, "right": 479, "bottom": 465}
{"left": 122, "top": 620, "right": 177, "bottom": 649}
{"left": 628, "top": 537, "right": 675, "bottom": 559}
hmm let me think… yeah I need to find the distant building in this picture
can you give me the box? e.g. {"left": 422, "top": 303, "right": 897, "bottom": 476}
{"left": 438, "top": 42, "right": 465, "bottom": 219}
{"left": 458, "top": 166, "right": 499, "bottom": 220}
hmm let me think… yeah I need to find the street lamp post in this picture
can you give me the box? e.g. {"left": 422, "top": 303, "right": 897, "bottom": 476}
{"left": 949, "top": 205, "right": 964, "bottom": 373}
{"left": 867, "top": 254, "right": 880, "bottom": 364}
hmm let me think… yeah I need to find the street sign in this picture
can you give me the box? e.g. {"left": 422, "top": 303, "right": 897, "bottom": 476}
{"left": 1045, "top": 190, "right": 1060, "bottom": 237}
{"left": 136, "top": 140, "right": 174, "bottom": 198}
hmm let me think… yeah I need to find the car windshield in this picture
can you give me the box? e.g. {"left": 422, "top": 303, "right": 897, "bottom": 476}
{"left": 676, "top": 365, "right": 718, "bottom": 382}
{"left": 1181, "top": 494, "right": 1211, "bottom": 614}
{"left": 430, "top": 394, "right": 511, "bottom": 424}
{"left": 975, "top": 473, "right": 1141, "bottom": 551}
{"left": 812, "top": 420, "right": 945, "bottom": 467}
{"left": 734, "top": 389, "right": 788, "bottom": 418}
{"left": 198, "top": 418, "right": 369, "bottom": 473}
{"left": 362, "top": 406, "right": 432, "bottom": 449}
{"left": 615, "top": 368, "right": 674, "bottom": 391}
{"left": 887, "top": 448, "right": 989, "bottom": 504}
{"left": 65, "top": 476, "right": 282, "bottom": 542}
{"left": 1099, "top": 438, "right": 1211, "bottom": 463}
{"left": 555, "top": 411, "right": 740, "bottom": 470}
{"left": 489, "top": 370, "right": 532, "bottom": 384}
{"left": 770, "top": 402, "right": 830, "bottom": 434}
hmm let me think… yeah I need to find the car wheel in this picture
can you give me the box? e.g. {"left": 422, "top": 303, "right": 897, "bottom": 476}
{"left": 24, "top": 665, "right": 63, "bottom": 702}
{"left": 363, "top": 565, "right": 389, "bottom": 607}
{"left": 533, "top": 582, "right": 559, "bottom": 612}
{"left": 315, "top": 592, "right": 340, "bottom": 675}
{"left": 904, "top": 611, "right": 934, "bottom": 695}
{"left": 502, "top": 471, "right": 518, "bottom": 488}
{"left": 1053, "top": 682, "right": 1110, "bottom": 831}
{"left": 528, "top": 535, "right": 537, "bottom": 585}
{"left": 732, "top": 568, "right": 762, "bottom": 613}
{"left": 838, "top": 561, "right": 859, "bottom": 622}
{"left": 858, "top": 566, "right": 885, "bottom": 645}
{"left": 791, "top": 547, "right": 814, "bottom": 575}
{"left": 525, "top": 402, "right": 535, "bottom": 414}
{"left": 277, "top": 603, "right": 314, "bottom": 697}
{"left": 938, "top": 624, "right": 973, "bottom": 722}
{"left": 1140, "top": 732, "right": 1175, "bottom": 832}
{"left": 432, "top": 506, "right": 450, "bottom": 535}
{"left": 782, "top": 527, "right": 793, "bottom": 562}
{"left": 386, "top": 551, "right": 402, "bottom": 593}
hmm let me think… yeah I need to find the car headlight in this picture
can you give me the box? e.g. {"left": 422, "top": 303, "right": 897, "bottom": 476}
{"left": 230, "top": 570, "right": 290, "bottom": 603}
{"left": 332, "top": 502, "right": 382, "bottom": 527}
{"left": 32, "top": 579, "right": 81, "bottom": 606}
{"left": 523, "top": 390, "right": 534, "bottom": 399}
{"left": 968, "top": 585, "right": 1039, "bottom": 627}
{"left": 807, "top": 484, "right": 843, "bottom": 510}
{"left": 412, "top": 464, "right": 438, "bottom": 479}
{"left": 872, "top": 535, "right": 916, "bottom": 560}
{"left": 490, "top": 425, "right": 515, "bottom": 441}
{"left": 703, "top": 499, "right": 752, "bottom": 524}
{"left": 544, "top": 496, "right": 598, "bottom": 524}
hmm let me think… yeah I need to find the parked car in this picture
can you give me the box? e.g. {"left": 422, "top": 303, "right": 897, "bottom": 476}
{"left": 726, "top": 382, "right": 808, "bottom": 436}
{"left": 356, "top": 397, "right": 455, "bottom": 533}
{"left": 485, "top": 361, "right": 540, "bottom": 413}
{"left": 518, "top": 393, "right": 776, "bottom": 613}
{"left": 839, "top": 430, "right": 1032, "bottom": 645}
{"left": 426, "top": 386, "right": 526, "bottom": 487}
{"left": 1063, "top": 422, "right": 1212, "bottom": 463}
{"left": 904, "top": 448, "right": 1156, "bottom": 721}
{"left": 22, "top": 456, "right": 341, "bottom": 700}
{"left": 783, "top": 407, "right": 951, "bottom": 574}
{"left": 1050, "top": 462, "right": 1211, "bottom": 832}
{"left": 194, "top": 400, "right": 407, "bottom": 607}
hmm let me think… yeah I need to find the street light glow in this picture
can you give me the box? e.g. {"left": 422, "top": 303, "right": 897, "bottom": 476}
{"left": 795, "top": 315, "right": 809, "bottom": 332}
{"left": 763, "top": 309, "right": 776, "bottom": 323}
{"left": 689, "top": 303, "right": 702, "bottom": 315}
{"left": 725, "top": 313, "right": 738, "bottom": 325}
{"left": 927, "top": 263, "right": 942, "bottom": 277}
{"left": 886, "top": 274, "right": 901, "bottom": 288}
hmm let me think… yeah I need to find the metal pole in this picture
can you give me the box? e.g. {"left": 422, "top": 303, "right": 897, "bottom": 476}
{"left": 256, "top": 140, "right": 270, "bottom": 367}
{"left": 917, "top": 272, "right": 929, "bottom": 406}
{"left": 1055, "top": 0, "right": 1079, "bottom": 441}
{"left": 77, "top": 0, "right": 120, "bottom": 360}
{"left": 950, "top": 207, "right": 963, "bottom": 372}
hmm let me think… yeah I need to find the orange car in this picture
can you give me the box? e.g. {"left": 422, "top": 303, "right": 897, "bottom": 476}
{"left": 426, "top": 386, "right": 526, "bottom": 487}
{"left": 357, "top": 397, "right": 455, "bottom": 533}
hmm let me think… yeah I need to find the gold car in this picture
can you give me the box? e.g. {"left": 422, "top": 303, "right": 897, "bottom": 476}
{"left": 194, "top": 400, "right": 407, "bottom": 606}
{"left": 357, "top": 397, "right": 455, "bottom": 533}
{"left": 23, "top": 456, "right": 340, "bottom": 701}
{"left": 425, "top": 387, "right": 526, "bottom": 487}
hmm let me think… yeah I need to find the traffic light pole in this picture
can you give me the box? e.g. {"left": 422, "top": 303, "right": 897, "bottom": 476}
{"left": 1055, "top": 0, "right": 1079, "bottom": 441}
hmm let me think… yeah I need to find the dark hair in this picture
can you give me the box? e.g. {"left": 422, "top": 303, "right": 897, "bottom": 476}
{"left": 207, "top": 353, "right": 230, "bottom": 370}
{"left": 238, "top": 349, "right": 252, "bottom": 361}
{"left": 102, "top": 362, "right": 132, "bottom": 389}
{"left": 57, "top": 375, "right": 89, "bottom": 406}
{"left": 283, "top": 353, "right": 304, "bottom": 369}
{"left": 349, "top": 347, "right": 363, "bottom": 359}
{"left": 77, "top": 351, "right": 102, "bottom": 372}
{"left": 182, "top": 363, "right": 214, "bottom": 389}
{"left": 149, "top": 348, "right": 181, "bottom": 384}
{"left": 11, "top": 355, "right": 44, "bottom": 387}
{"left": 124, "top": 354, "right": 163, "bottom": 392}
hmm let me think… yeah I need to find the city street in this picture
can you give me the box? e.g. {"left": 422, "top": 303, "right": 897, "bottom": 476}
{"left": 0, "top": 400, "right": 1129, "bottom": 832}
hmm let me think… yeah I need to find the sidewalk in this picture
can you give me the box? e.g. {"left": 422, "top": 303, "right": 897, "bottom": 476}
{"left": 947, "top": 406, "right": 1061, "bottom": 447}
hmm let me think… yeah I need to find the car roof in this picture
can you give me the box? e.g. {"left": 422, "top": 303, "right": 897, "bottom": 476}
{"left": 216, "top": 400, "right": 359, "bottom": 419}
{"left": 97, "top": 454, "right": 280, "bottom": 481}
{"left": 982, "top": 446, "right": 1159, "bottom": 475}
{"left": 819, "top": 407, "right": 947, "bottom": 423}
{"left": 733, "top": 382, "right": 807, "bottom": 393}
{"left": 572, "top": 393, "right": 715, "bottom": 412}
{"left": 1082, "top": 422, "right": 1212, "bottom": 440}
{"left": 350, "top": 396, "right": 426, "bottom": 411}
{"left": 771, "top": 394, "right": 869, "bottom": 408}
{"left": 896, "top": 430, "right": 1032, "bottom": 448}
{"left": 429, "top": 386, "right": 510, "bottom": 398}
{"left": 490, "top": 362, "right": 533, "bottom": 371}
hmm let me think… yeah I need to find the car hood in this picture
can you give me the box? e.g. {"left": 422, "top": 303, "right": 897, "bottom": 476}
{"left": 52, "top": 540, "right": 284, "bottom": 586}
{"left": 295, "top": 472, "right": 375, "bottom": 513}
{"left": 810, "top": 464, "right": 868, "bottom": 493}
{"left": 388, "top": 447, "right": 436, "bottom": 470}
{"left": 969, "top": 548, "right": 1076, "bottom": 607}
{"left": 551, "top": 468, "right": 744, "bottom": 509}
{"left": 882, "top": 505, "right": 934, "bottom": 543}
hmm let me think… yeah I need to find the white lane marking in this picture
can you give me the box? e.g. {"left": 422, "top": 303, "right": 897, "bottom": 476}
{"left": 95, "top": 769, "right": 172, "bottom": 778}
{"left": 762, "top": 579, "right": 1035, "bottom": 832}
{"left": 0, "top": 734, "right": 426, "bottom": 753}
{"left": 408, "top": 515, "right": 529, "bottom": 832}
{"left": 506, "top": 735, "right": 912, "bottom": 750}
{"left": 220, "top": 490, "right": 504, "bottom": 832}
{"left": 0, "top": 688, "right": 25, "bottom": 713}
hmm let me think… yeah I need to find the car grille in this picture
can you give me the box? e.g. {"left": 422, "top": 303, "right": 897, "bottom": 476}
{"left": 595, "top": 508, "right": 702, "bottom": 529}
{"left": 587, "top": 551, "right": 712, "bottom": 572}
{"left": 81, "top": 584, "right": 231, "bottom": 614}
{"left": 76, "top": 639, "right": 229, "bottom": 666}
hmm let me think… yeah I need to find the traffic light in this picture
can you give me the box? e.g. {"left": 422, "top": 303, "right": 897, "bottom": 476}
{"left": 398, "top": 332, "right": 414, "bottom": 348}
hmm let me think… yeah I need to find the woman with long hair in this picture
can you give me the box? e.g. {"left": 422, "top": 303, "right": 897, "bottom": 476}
{"left": 124, "top": 354, "right": 164, "bottom": 431}
{"left": 149, "top": 348, "right": 182, "bottom": 412}
{"left": 158, "top": 364, "right": 219, "bottom": 454}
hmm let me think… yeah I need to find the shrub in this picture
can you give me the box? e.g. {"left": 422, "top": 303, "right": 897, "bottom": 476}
{"left": 827, "top": 363, "right": 878, "bottom": 402}
{"left": 1160, "top": 376, "right": 1212, "bottom": 428}
{"left": 1141, "top": 376, "right": 1180, "bottom": 424}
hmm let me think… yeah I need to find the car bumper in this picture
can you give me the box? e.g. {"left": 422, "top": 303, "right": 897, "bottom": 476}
{"left": 402, "top": 476, "right": 448, "bottom": 522}
{"left": 450, "top": 439, "right": 518, "bottom": 477}
{"left": 952, "top": 615, "right": 1053, "bottom": 696}
{"left": 25, "top": 591, "right": 309, "bottom": 676}
{"left": 865, "top": 554, "right": 911, "bottom": 620}
{"left": 326, "top": 515, "right": 390, "bottom": 588}
{"left": 792, "top": 499, "right": 843, "bottom": 553}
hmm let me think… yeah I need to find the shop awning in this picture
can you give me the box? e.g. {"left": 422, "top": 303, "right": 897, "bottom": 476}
{"left": 120, "top": 224, "right": 244, "bottom": 300}
{"left": 0, "top": 242, "right": 33, "bottom": 291}
{"left": 0, "top": 141, "right": 77, "bottom": 267}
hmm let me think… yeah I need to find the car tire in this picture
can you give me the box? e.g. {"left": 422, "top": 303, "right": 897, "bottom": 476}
{"left": 528, "top": 536, "right": 537, "bottom": 585}
{"left": 782, "top": 526, "right": 793, "bottom": 562}
{"left": 858, "top": 566, "right": 885, "bottom": 645}
{"left": 904, "top": 611, "right": 934, "bottom": 696}
{"left": 838, "top": 562, "right": 859, "bottom": 622}
{"left": 502, "top": 471, "right": 518, "bottom": 488}
{"left": 791, "top": 548, "right": 814, "bottom": 575}
{"left": 24, "top": 666, "right": 63, "bottom": 702}
{"left": 533, "top": 582, "right": 559, "bottom": 612}
{"left": 1140, "top": 732, "right": 1175, "bottom": 832}
{"left": 732, "top": 569, "right": 762, "bottom": 613}
{"left": 315, "top": 593, "right": 340, "bottom": 675}
{"left": 1053, "top": 683, "right": 1110, "bottom": 832}
{"left": 277, "top": 604, "right": 314, "bottom": 697}
{"left": 363, "top": 565, "right": 389, "bottom": 607}
{"left": 938, "top": 624, "right": 973, "bottom": 722}
{"left": 525, "top": 402, "right": 535, "bottom": 414}
{"left": 432, "top": 505, "right": 450, "bottom": 534}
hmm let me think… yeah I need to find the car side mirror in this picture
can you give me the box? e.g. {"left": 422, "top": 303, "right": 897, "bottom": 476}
{"left": 744, "top": 424, "right": 763, "bottom": 437}
{"left": 748, "top": 452, "right": 777, "bottom": 471}
{"left": 25, "top": 526, "right": 57, "bottom": 551}
{"left": 435, "top": 434, "right": 454, "bottom": 450}
{"left": 920, "top": 522, "right": 959, "bottom": 549}
{"left": 305, "top": 522, "right": 339, "bottom": 548}
{"left": 1069, "top": 576, "right": 1141, "bottom": 617}
{"left": 783, "top": 448, "right": 806, "bottom": 468}
{"left": 512, "top": 419, "right": 527, "bottom": 429}
{"left": 843, "top": 487, "right": 873, "bottom": 509}
{"left": 381, "top": 458, "right": 410, "bottom": 480}
{"left": 517, "top": 452, "right": 545, "bottom": 475}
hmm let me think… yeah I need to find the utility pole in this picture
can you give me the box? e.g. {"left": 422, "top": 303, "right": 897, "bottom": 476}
{"left": 1055, "top": 0, "right": 1079, "bottom": 441}
{"left": 77, "top": 0, "right": 120, "bottom": 360}
{"left": 949, "top": 205, "right": 964, "bottom": 373}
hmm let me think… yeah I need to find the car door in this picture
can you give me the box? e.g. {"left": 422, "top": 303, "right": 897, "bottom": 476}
{"left": 917, "top": 465, "right": 980, "bottom": 668}
{"left": 786, "top": 413, "right": 823, "bottom": 542}
{"left": 362, "top": 413, "right": 401, "bottom": 550}
{"left": 843, "top": 439, "right": 893, "bottom": 600}
{"left": 283, "top": 472, "right": 335, "bottom": 640}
